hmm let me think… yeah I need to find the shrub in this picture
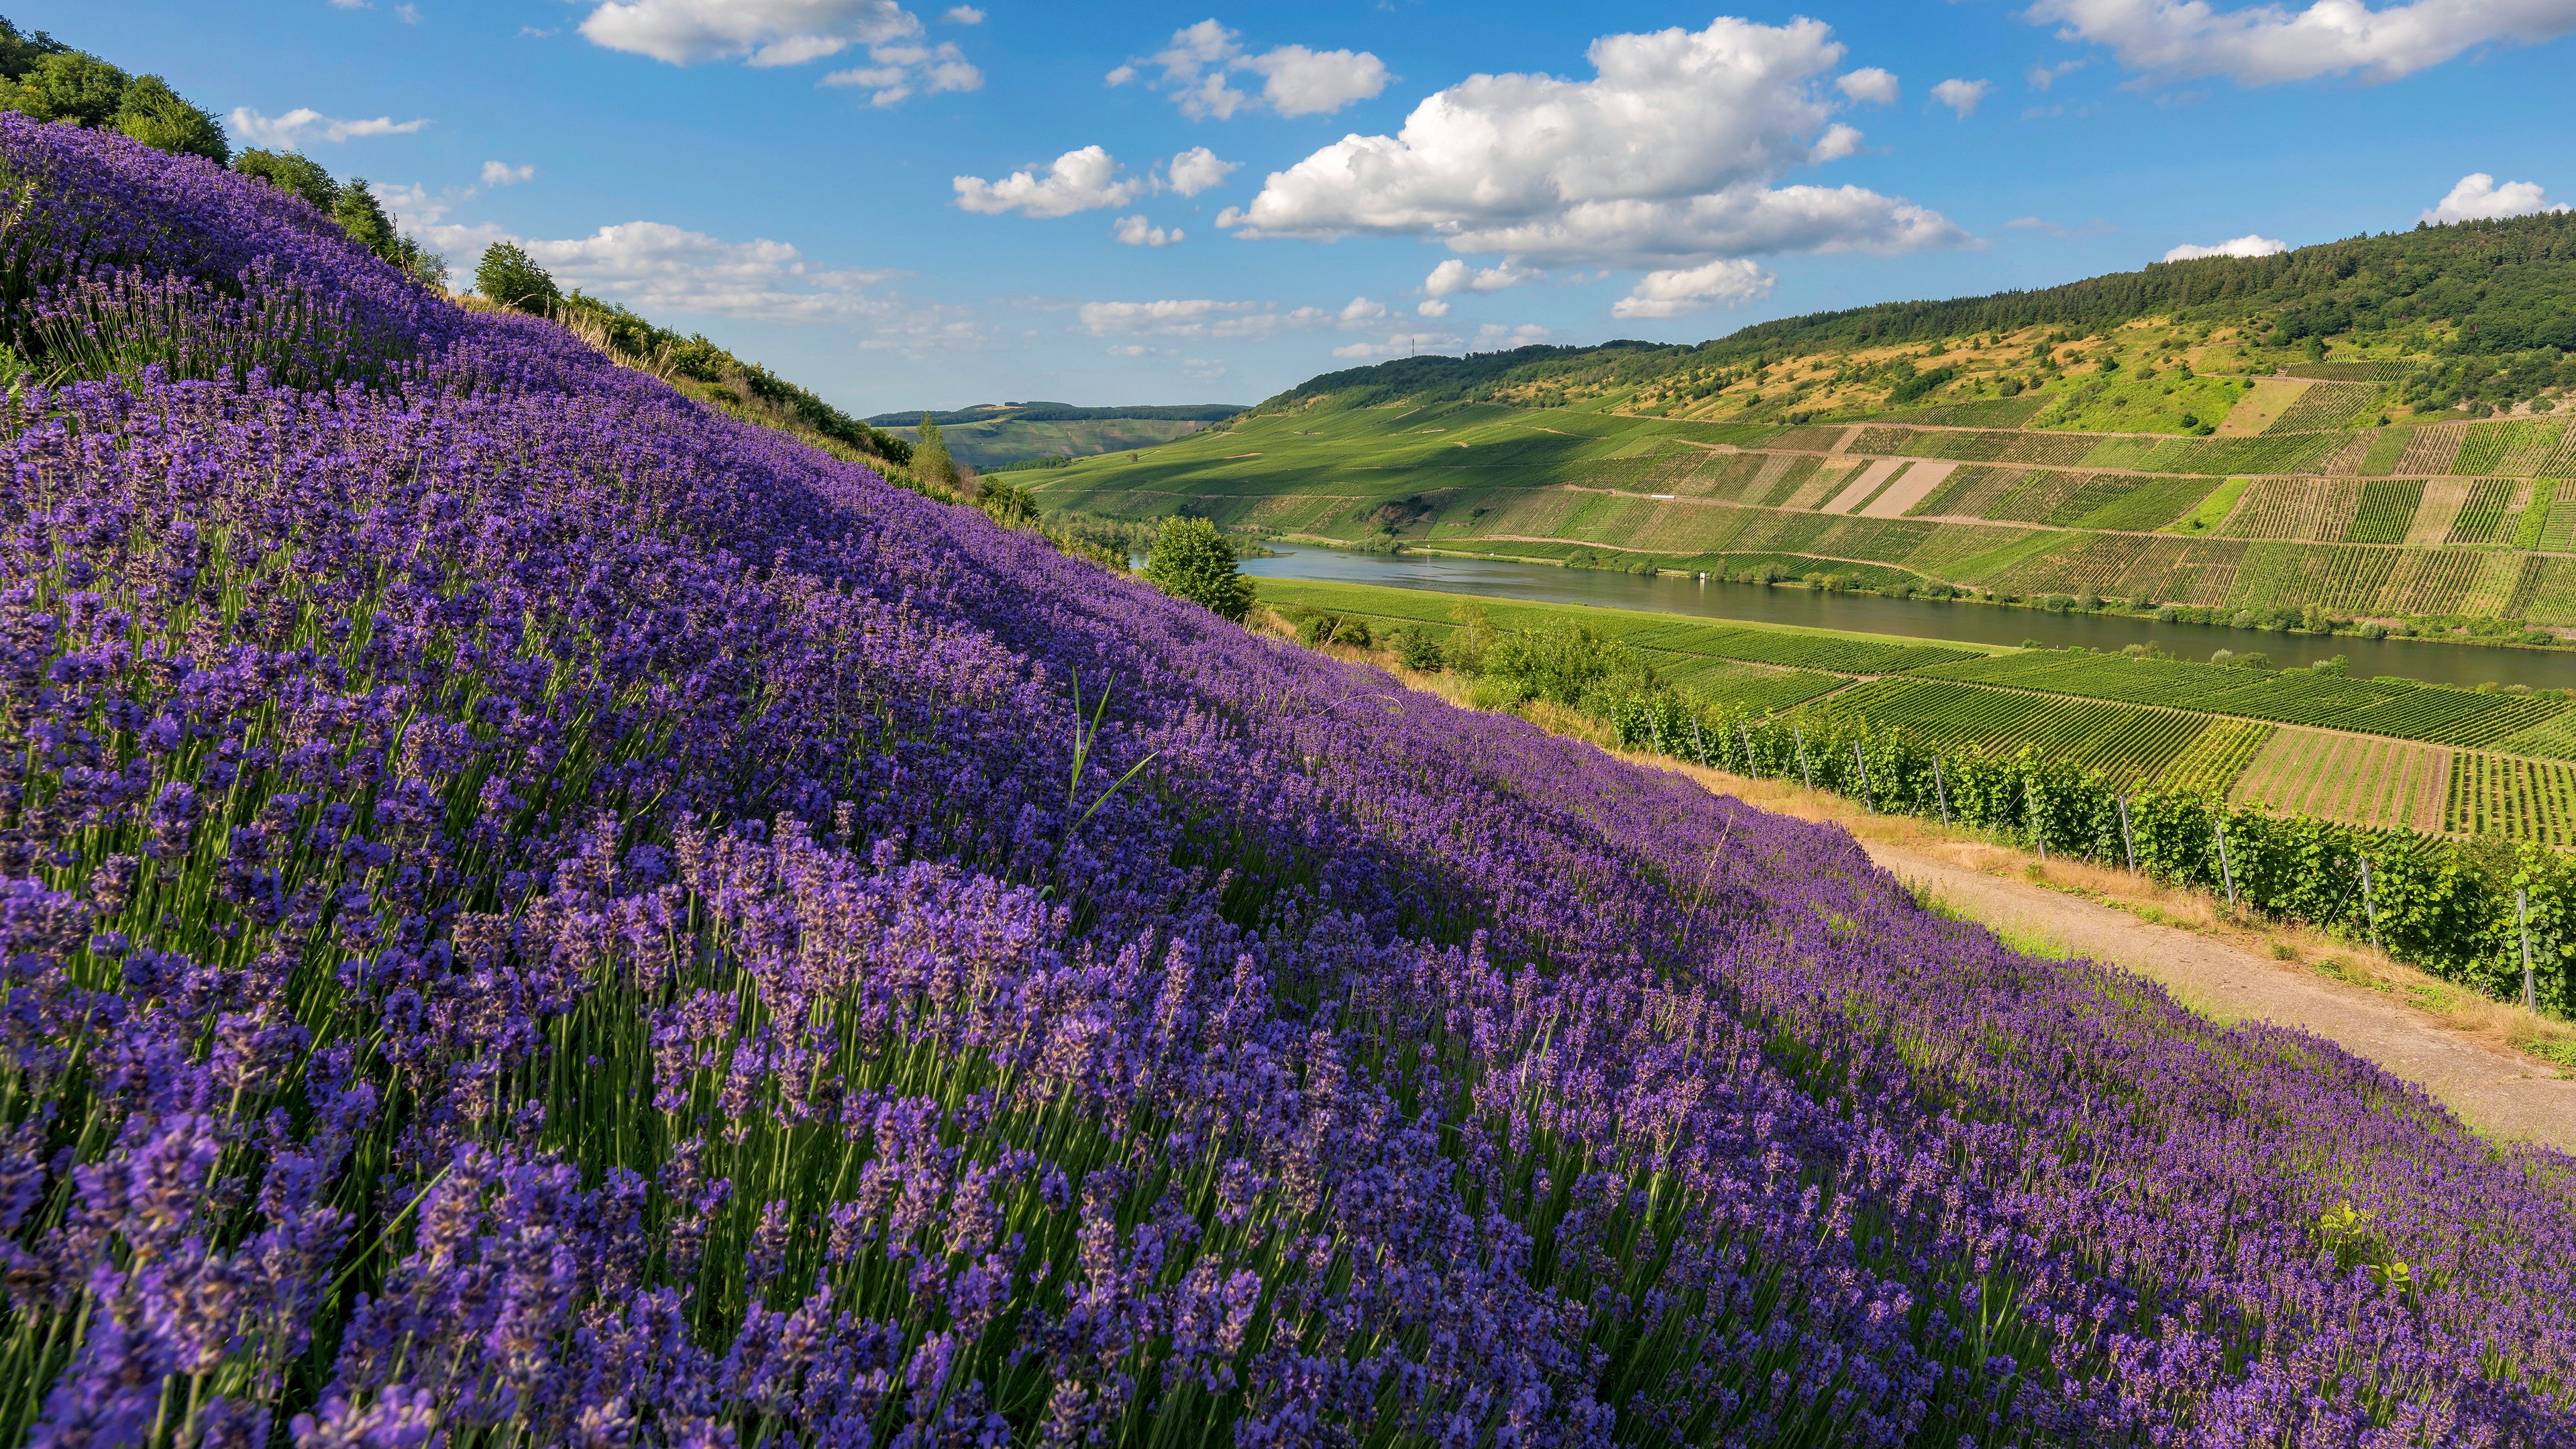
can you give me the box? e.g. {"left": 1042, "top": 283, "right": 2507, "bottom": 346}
{"left": 235, "top": 148, "right": 339, "bottom": 212}
{"left": 1392, "top": 626, "right": 1446, "bottom": 672}
{"left": 476, "top": 240, "right": 562, "bottom": 315}
{"left": 109, "top": 74, "right": 226, "bottom": 162}
{"left": 1142, "top": 515, "right": 1255, "bottom": 620}
{"left": 0, "top": 50, "right": 125, "bottom": 127}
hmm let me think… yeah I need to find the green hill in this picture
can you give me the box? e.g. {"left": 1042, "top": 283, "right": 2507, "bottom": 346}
{"left": 868, "top": 402, "right": 1250, "bottom": 470}
{"left": 1029, "top": 215, "right": 2576, "bottom": 643}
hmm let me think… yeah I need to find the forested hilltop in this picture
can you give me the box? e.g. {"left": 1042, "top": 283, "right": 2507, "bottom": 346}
{"left": 1264, "top": 213, "right": 2576, "bottom": 421}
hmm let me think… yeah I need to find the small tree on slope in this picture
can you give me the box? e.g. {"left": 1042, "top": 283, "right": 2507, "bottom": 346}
{"left": 1142, "top": 515, "right": 1254, "bottom": 621}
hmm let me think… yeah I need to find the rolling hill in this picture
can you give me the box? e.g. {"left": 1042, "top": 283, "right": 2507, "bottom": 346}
{"left": 867, "top": 400, "right": 1248, "bottom": 469}
{"left": 1030, "top": 214, "right": 2576, "bottom": 640}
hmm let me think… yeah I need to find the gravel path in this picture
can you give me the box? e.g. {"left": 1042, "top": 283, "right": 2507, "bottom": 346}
{"left": 1866, "top": 840, "right": 2576, "bottom": 1152}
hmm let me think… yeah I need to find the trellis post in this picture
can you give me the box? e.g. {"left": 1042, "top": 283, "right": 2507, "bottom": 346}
{"left": 2215, "top": 818, "right": 2238, "bottom": 911}
{"left": 1793, "top": 724, "right": 1813, "bottom": 790}
{"left": 2359, "top": 856, "right": 2381, "bottom": 952}
{"left": 2519, "top": 888, "right": 2538, "bottom": 1014}
{"left": 1739, "top": 720, "right": 1760, "bottom": 779}
{"left": 2116, "top": 796, "right": 2137, "bottom": 873}
{"left": 1853, "top": 739, "right": 1875, "bottom": 812}
{"left": 2024, "top": 775, "right": 2047, "bottom": 862}
{"left": 1932, "top": 755, "right": 1950, "bottom": 826}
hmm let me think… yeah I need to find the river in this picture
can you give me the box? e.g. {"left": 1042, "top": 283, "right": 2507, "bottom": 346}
{"left": 1238, "top": 545, "right": 2576, "bottom": 691}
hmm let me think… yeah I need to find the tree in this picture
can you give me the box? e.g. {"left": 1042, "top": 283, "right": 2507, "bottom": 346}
{"left": 332, "top": 178, "right": 396, "bottom": 256}
{"left": 1142, "top": 516, "right": 1254, "bottom": 621}
{"left": 113, "top": 74, "right": 227, "bottom": 162}
{"left": 0, "top": 17, "right": 68, "bottom": 80}
{"left": 235, "top": 148, "right": 339, "bottom": 213}
{"left": 0, "top": 50, "right": 127, "bottom": 127}
{"left": 475, "top": 241, "right": 561, "bottom": 315}
{"left": 914, "top": 415, "right": 955, "bottom": 488}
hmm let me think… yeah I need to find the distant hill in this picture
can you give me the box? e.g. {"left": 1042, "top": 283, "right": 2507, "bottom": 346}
{"left": 1026, "top": 215, "right": 2576, "bottom": 643}
{"left": 869, "top": 402, "right": 1251, "bottom": 470}
{"left": 1260, "top": 213, "right": 2576, "bottom": 421}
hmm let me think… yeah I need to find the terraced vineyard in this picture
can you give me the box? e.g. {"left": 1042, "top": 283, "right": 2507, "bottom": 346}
{"left": 2447, "top": 754, "right": 2576, "bottom": 845}
{"left": 1916, "top": 649, "right": 2571, "bottom": 745}
{"left": 2231, "top": 729, "right": 2453, "bottom": 832}
{"left": 1809, "top": 677, "right": 2222, "bottom": 784}
{"left": 2159, "top": 719, "right": 2278, "bottom": 794}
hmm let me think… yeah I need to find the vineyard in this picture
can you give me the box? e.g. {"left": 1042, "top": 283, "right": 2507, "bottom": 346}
{"left": 1813, "top": 677, "right": 2218, "bottom": 784}
{"left": 2220, "top": 478, "right": 2361, "bottom": 540}
{"left": 2262, "top": 381, "right": 2380, "bottom": 434}
{"left": 1917, "top": 648, "right": 2574, "bottom": 745}
{"left": 2447, "top": 753, "right": 2576, "bottom": 845}
{"left": 1652, "top": 657, "right": 1852, "bottom": 713}
{"left": 2231, "top": 728, "right": 2453, "bottom": 833}
{"left": 2347, "top": 477, "right": 2425, "bottom": 543}
{"left": 2157, "top": 718, "right": 2277, "bottom": 794}
{"left": 2442, "top": 478, "right": 2520, "bottom": 545}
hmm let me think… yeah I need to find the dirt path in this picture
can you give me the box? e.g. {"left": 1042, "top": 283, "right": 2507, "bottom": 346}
{"left": 1867, "top": 840, "right": 2576, "bottom": 1151}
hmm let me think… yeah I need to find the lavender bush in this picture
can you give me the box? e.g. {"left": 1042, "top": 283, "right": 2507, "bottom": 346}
{"left": 0, "top": 117, "right": 2571, "bottom": 1448}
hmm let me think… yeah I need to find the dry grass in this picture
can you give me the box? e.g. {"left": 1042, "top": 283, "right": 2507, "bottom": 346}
{"left": 1274, "top": 619, "right": 2576, "bottom": 1073}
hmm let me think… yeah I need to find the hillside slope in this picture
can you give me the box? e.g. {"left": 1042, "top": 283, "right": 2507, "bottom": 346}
{"left": 8, "top": 117, "right": 2576, "bottom": 1444}
{"left": 1036, "top": 221, "right": 2576, "bottom": 639}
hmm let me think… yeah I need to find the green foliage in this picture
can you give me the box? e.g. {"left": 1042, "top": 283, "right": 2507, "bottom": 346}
{"left": 109, "top": 73, "right": 225, "bottom": 162}
{"left": 914, "top": 414, "right": 956, "bottom": 487}
{"left": 975, "top": 476, "right": 1038, "bottom": 528}
{"left": 331, "top": 178, "right": 396, "bottom": 256}
{"left": 1391, "top": 625, "right": 1446, "bottom": 672}
{"left": 476, "top": 240, "right": 561, "bottom": 315}
{"left": 234, "top": 148, "right": 339, "bottom": 212}
{"left": 0, "top": 16, "right": 66, "bottom": 80}
{"left": 1479, "top": 622, "right": 1655, "bottom": 710}
{"left": 0, "top": 49, "right": 125, "bottom": 126}
{"left": 1142, "top": 516, "right": 1255, "bottom": 621}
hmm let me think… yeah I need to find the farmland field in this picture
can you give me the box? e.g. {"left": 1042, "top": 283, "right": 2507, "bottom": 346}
{"left": 1915, "top": 648, "right": 2573, "bottom": 745}
{"left": 2262, "top": 381, "right": 2379, "bottom": 434}
{"left": 1812, "top": 677, "right": 2220, "bottom": 784}
{"left": 2231, "top": 728, "right": 2452, "bottom": 832}
{"left": 2158, "top": 718, "right": 2277, "bottom": 794}
{"left": 2447, "top": 753, "right": 2576, "bottom": 845}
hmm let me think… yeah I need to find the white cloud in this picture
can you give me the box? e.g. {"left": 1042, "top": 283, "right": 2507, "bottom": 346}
{"left": 1477, "top": 323, "right": 1552, "bottom": 347}
{"left": 330, "top": 0, "right": 369, "bottom": 8}
{"left": 1338, "top": 297, "right": 1388, "bottom": 325}
{"left": 2021, "top": 0, "right": 2576, "bottom": 84}
{"left": 577, "top": 0, "right": 922, "bottom": 66}
{"left": 1244, "top": 45, "right": 1391, "bottom": 116}
{"left": 1331, "top": 331, "right": 1462, "bottom": 360}
{"left": 1837, "top": 66, "right": 1898, "bottom": 103}
{"left": 1610, "top": 258, "right": 1776, "bottom": 318}
{"left": 2028, "top": 58, "right": 2087, "bottom": 89}
{"left": 2162, "top": 233, "right": 2288, "bottom": 260}
{"left": 1168, "top": 146, "right": 1240, "bottom": 197}
{"left": 395, "top": 3, "right": 421, "bottom": 21}
{"left": 942, "top": 5, "right": 983, "bottom": 21}
{"left": 2421, "top": 172, "right": 2569, "bottom": 223}
{"left": 1079, "top": 299, "right": 1328, "bottom": 339}
{"left": 1182, "top": 358, "right": 1228, "bottom": 380}
{"left": 1110, "top": 19, "right": 1389, "bottom": 119}
{"left": 229, "top": 108, "right": 431, "bottom": 148}
{"left": 1930, "top": 78, "right": 1990, "bottom": 117}
{"left": 480, "top": 160, "right": 537, "bottom": 186}
{"left": 1216, "top": 17, "right": 1968, "bottom": 268}
{"left": 955, "top": 146, "right": 1141, "bottom": 217}
{"left": 1416, "top": 299, "right": 1450, "bottom": 317}
{"left": 1114, "top": 215, "right": 1183, "bottom": 246}
{"left": 820, "top": 39, "right": 981, "bottom": 104}
{"left": 415, "top": 217, "right": 908, "bottom": 325}
{"left": 1424, "top": 258, "right": 1540, "bottom": 297}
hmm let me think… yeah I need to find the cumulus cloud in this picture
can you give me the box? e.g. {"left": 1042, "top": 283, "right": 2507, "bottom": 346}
{"left": 1338, "top": 297, "right": 1389, "bottom": 325}
{"left": 1417, "top": 299, "right": 1450, "bottom": 317}
{"left": 480, "top": 160, "right": 536, "bottom": 186}
{"left": 1837, "top": 66, "right": 1898, "bottom": 103}
{"left": 1610, "top": 258, "right": 1776, "bottom": 318}
{"left": 1113, "top": 215, "right": 1183, "bottom": 246}
{"left": 2421, "top": 172, "right": 2569, "bottom": 223}
{"left": 411, "top": 217, "right": 907, "bottom": 325}
{"left": 1424, "top": 258, "right": 1539, "bottom": 297}
{"left": 1079, "top": 298, "right": 1329, "bottom": 339}
{"left": 819, "top": 40, "right": 981, "bottom": 105}
{"left": 2163, "top": 233, "right": 2288, "bottom": 260}
{"left": 229, "top": 108, "right": 431, "bottom": 148}
{"left": 955, "top": 146, "right": 1142, "bottom": 217}
{"left": 942, "top": 5, "right": 982, "bottom": 21}
{"left": 1930, "top": 78, "right": 1990, "bottom": 117}
{"left": 1167, "top": 146, "right": 1240, "bottom": 197}
{"left": 2029, "top": 58, "right": 2088, "bottom": 89}
{"left": 1108, "top": 19, "right": 1389, "bottom": 119}
{"left": 1478, "top": 323, "right": 1552, "bottom": 347}
{"left": 2021, "top": 0, "right": 2576, "bottom": 84}
{"left": 1214, "top": 17, "right": 1968, "bottom": 268}
{"left": 577, "top": 0, "right": 920, "bottom": 66}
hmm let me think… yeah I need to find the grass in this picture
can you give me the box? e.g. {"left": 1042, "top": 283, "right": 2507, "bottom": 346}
{"left": 2029, "top": 372, "right": 2249, "bottom": 433}
{"left": 2165, "top": 477, "right": 2252, "bottom": 534}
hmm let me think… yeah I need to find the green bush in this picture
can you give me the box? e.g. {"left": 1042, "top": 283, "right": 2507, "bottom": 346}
{"left": 235, "top": 148, "right": 339, "bottom": 212}
{"left": 1142, "top": 516, "right": 1255, "bottom": 621}
{"left": 0, "top": 50, "right": 125, "bottom": 127}
{"left": 476, "top": 241, "right": 562, "bottom": 315}
{"left": 1391, "top": 627, "right": 1446, "bottom": 672}
{"left": 110, "top": 74, "right": 225, "bottom": 162}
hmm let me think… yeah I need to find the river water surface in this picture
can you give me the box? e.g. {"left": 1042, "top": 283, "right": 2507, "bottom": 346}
{"left": 1240, "top": 545, "right": 2576, "bottom": 691}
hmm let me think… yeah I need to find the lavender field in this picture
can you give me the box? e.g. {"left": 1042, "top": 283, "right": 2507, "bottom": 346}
{"left": 1, "top": 119, "right": 2573, "bottom": 1448}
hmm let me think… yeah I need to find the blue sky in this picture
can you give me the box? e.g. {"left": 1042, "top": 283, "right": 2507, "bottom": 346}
{"left": 35, "top": 0, "right": 2576, "bottom": 411}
